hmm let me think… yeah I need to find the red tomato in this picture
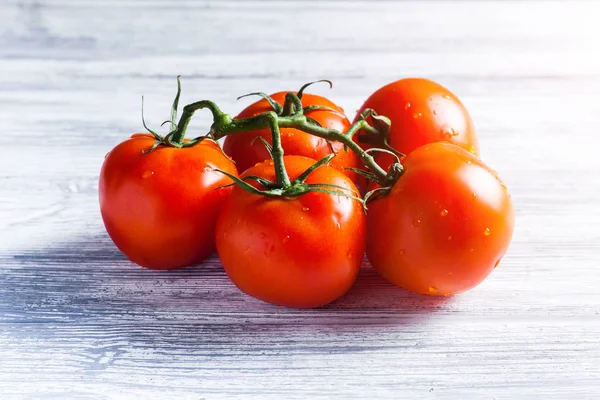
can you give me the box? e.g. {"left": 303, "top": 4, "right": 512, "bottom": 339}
{"left": 215, "top": 155, "right": 366, "bottom": 308}
{"left": 366, "top": 142, "right": 514, "bottom": 296}
{"left": 223, "top": 92, "right": 365, "bottom": 191}
{"left": 99, "top": 134, "right": 238, "bottom": 270}
{"left": 355, "top": 78, "right": 479, "bottom": 170}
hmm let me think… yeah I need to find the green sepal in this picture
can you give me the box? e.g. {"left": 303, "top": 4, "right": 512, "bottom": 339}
{"left": 212, "top": 169, "right": 274, "bottom": 196}
{"left": 250, "top": 136, "right": 273, "bottom": 157}
{"left": 169, "top": 75, "right": 182, "bottom": 131}
{"left": 142, "top": 140, "right": 162, "bottom": 154}
{"left": 364, "top": 186, "right": 391, "bottom": 204}
{"left": 302, "top": 105, "right": 340, "bottom": 114}
{"left": 237, "top": 92, "right": 283, "bottom": 115}
{"left": 365, "top": 147, "right": 401, "bottom": 165}
{"left": 297, "top": 79, "right": 332, "bottom": 99}
{"left": 293, "top": 153, "right": 336, "bottom": 184}
{"left": 141, "top": 96, "right": 163, "bottom": 142}
{"left": 181, "top": 135, "right": 207, "bottom": 148}
{"left": 344, "top": 167, "right": 378, "bottom": 181}
{"left": 160, "top": 119, "right": 176, "bottom": 127}
{"left": 303, "top": 185, "right": 366, "bottom": 213}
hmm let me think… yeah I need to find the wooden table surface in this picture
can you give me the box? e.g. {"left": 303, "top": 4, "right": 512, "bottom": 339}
{"left": 1, "top": 1, "right": 599, "bottom": 399}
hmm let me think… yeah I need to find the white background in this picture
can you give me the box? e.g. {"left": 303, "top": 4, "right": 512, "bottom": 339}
{"left": 1, "top": 1, "right": 599, "bottom": 399}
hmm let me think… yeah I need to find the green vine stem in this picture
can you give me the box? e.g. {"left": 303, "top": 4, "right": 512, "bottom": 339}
{"left": 161, "top": 99, "right": 390, "bottom": 184}
{"left": 264, "top": 112, "right": 291, "bottom": 187}
{"left": 169, "top": 101, "right": 223, "bottom": 145}
{"left": 141, "top": 79, "right": 401, "bottom": 202}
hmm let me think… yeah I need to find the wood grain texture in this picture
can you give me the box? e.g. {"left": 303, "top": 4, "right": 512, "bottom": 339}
{"left": 1, "top": 1, "right": 600, "bottom": 399}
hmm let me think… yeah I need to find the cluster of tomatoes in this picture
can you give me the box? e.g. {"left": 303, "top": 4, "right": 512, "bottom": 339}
{"left": 99, "top": 77, "right": 514, "bottom": 308}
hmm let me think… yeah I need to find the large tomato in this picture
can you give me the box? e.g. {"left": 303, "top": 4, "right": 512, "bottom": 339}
{"left": 355, "top": 78, "right": 479, "bottom": 170}
{"left": 223, "top": 92, "right": 364, "bottom": 190}
{"left": 215, "top": 155, "right": 366, "bottom": 308}
{"left": 99, "top": 134, "right": 238, "bottom": 270}
{"left": 366, "top": 142, "right": 514, "bottom": 296}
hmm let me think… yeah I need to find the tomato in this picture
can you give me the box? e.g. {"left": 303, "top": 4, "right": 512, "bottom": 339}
{"left": 215, "top": 155, "right": 366, "bottom": 308}
{"left": 366, "top": 142, "right": 514, "bottom": 296}
{"left": 99, "top": 134, "right": 238, "bottom": 270}
{"left": 223, "top": 92, "right": 365, "bottom": 191}
{"left": 354, "top": 78, "right": 479, "bottom": 170}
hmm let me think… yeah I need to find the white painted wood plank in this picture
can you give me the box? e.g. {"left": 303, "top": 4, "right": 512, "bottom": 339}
{"left": 1, "top": 1, "right": 599, "bottom": 399}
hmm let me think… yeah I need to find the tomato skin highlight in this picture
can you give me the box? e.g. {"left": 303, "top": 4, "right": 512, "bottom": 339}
{"left": 215, "top": 156, "right": 366, "bottom": 308}
{"left": 223, "top": 92, "right": 365, "bottom": 191}
{"left": 366, "top": 142, "right": 514, "bottom": 296}
{"left": 99, "top": 134, "right": 238, "bottom": 270}
{"left": 354, "top": 78, "right": 479, "bottom": 170}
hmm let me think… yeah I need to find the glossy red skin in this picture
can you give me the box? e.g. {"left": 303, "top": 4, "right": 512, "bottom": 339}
{"left": 99, "top": 134, "right": 238, "bottom": 270}
{"left": 354, "top": 78, "right": 479, "bottom": 170}
{"left": 223, "top": 92, "right": 364, "bottom": 191}
{"left": 215, "top": 155, "right": 366, "bottom": 308}
{"left": 366, "top": 142, "right": 514, "bottom": 296}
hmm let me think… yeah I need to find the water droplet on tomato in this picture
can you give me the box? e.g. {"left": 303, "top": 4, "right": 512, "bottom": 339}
{"left": 336, "top": 222, "right": 341, "bottom": 230}
{"left": 202, "top": 167, "right": 211, "bottom": 172}
{"left": 484, "top": 228, "right": 491, "bottom": 236}
{"left": 447, "top": 236, "right": 452, "bottom": 241}
{"left": 448, "top": 272, "right": 453, "bottom": 276}
{"left": 412, "top": 218, "right": 422, "bottom": 227}
{"left": 440, "top": 209, "right": 449, "bottom": 217}
{"left": 467, "top": 160, "right": 472, "bottom": 164}
{"left": 433, "top": 110, "right": 437, "bottom": 115}
{"left": 302, "top": 207, "right": 310, "bottom": 211}
{"left": 428, "top": 287, "right": 438, "bottom": 294}
{"left": 346, "top": 250, "right": 353, "bottom": 259}
{"left": 472, "top": 193, "right": 477, "bottom": 198}
{"left": 142, "top": 170, "right": 154, "bottom": 179}
{"left": 405, "top": 102, "right": 411, "bottom": 110}
{"left": 282, "top": 235, "right": 290, "bottom": 244}
{"left": 399, "top": 249, "right": 406, "bottom": 256}
{"left": 443, "top": 94, "right": 451, "bottom": 99}
{"left": 468, "top": 145, "right": 476, "bottom": 154}
{"left": 413, "top": 112, "right": 422, "bottom": 119}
